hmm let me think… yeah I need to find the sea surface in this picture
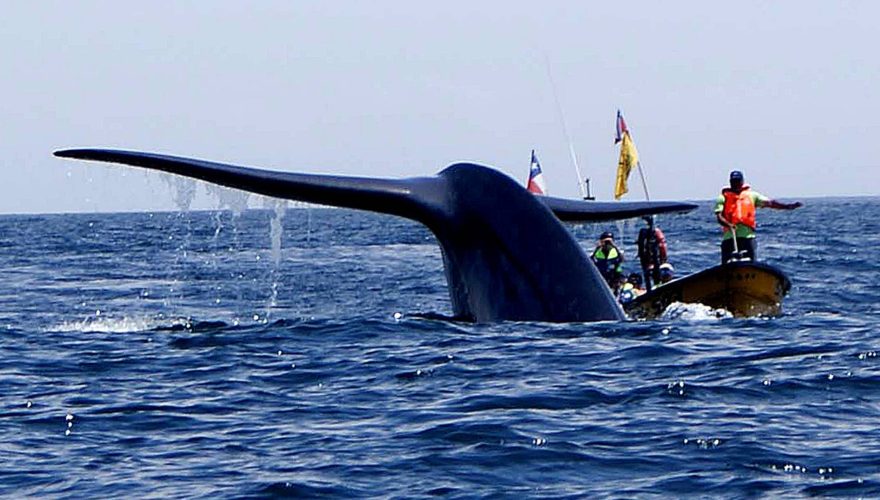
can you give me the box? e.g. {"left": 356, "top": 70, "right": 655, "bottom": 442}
{"left": 2, "top": 196, "right": 879, "bottom": 498}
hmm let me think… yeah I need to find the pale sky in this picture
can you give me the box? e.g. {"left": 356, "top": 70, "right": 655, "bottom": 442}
{"left": 2, "top": 1, "right": 877, "bottom": 214}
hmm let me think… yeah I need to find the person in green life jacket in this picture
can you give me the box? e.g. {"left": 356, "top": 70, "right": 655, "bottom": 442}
{"left": 591, "top": 231, "right": 625, "bottom": 292}
{"left": 714, "top": 170, "right": 802, "bottom": 264}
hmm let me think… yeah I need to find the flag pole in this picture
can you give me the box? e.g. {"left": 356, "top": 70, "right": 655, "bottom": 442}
{"left": 623, "top": 113, "right": 650, "bottom": 202}
{"left": 614, "top": 109, "right": 651, "bottom": 201}
{"left": 544, "top": 54, "right": 589, "bottom": 200}
{"left": 636, "top": 161, "right": 651, "bottom": 201}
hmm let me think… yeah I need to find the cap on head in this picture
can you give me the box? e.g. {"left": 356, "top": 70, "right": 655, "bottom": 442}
{"left": 659, "top": 262, "right": 675, "bottom": 281}
{"left": 642, "top": 215, "right": 654, "bottom": 224}
{"left": 729, "top": 170, "right": 744, "bottom": 181}
{"left": 600, "top": 231, "right": 614, "bottom": 241}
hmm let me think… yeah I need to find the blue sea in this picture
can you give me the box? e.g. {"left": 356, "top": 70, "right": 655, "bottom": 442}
{"left": 2, "top": 196, "right": 879, "bottom": 498}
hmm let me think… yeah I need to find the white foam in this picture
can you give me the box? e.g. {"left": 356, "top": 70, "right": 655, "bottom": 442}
{"left": 52, "top": 315, "right": 158, "bottom": 333}
{"left": 50, "top": 315, "right": 198, "bottom": 333}
{"left": 661, "top": 302, "right": 733, "bottom": 321}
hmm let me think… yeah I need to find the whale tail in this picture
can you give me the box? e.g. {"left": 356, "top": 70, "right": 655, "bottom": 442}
{"left": 55, "top": 148, "right": 697, "bottom": 322}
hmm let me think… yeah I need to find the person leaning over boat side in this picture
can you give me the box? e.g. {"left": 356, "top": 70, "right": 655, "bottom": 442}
{"left": 714, "top": 170, "right": 802, "bottom": 264}
{"left": 591, "top": 231, "right": 625, "bottom": 293}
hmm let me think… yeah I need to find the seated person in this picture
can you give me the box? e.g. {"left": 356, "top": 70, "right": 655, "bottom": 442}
{"left": 658, "top": 262, "right": 675, "bottom": 284}
{"left": 626, "top": 273, "right": 646, "bottom": 295}
{"left": 618, "top": 273, "right": 646, "bottom": 304}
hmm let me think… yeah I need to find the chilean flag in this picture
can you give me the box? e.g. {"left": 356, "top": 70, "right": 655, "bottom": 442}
{"left": 526, "top": 149, "right": 547, "bottom": 195}
{"left": 615, "top": 109, "right": 629, "bottom": 144}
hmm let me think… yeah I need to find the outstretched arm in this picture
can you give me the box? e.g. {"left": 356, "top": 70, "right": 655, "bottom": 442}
{"left": 762, "top": 200, "right": 803, "bottom": 210}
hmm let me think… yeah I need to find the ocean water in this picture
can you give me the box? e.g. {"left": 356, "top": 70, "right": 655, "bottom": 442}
{"left": 2, "top": 197, "right": 879, "bottom": 498}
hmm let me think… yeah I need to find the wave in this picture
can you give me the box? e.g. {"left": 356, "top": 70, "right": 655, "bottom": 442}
{"left": 661, "top": 301, "right": 733, "bottom": 321}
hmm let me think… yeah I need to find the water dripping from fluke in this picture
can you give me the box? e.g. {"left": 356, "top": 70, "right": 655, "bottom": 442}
{"left": 262, "top": 197, "right": 288, "bottom": 318}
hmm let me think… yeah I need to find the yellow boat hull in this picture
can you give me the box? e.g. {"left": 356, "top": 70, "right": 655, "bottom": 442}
{"left": 623, "top": 262, "right": 791, "bottom": 320}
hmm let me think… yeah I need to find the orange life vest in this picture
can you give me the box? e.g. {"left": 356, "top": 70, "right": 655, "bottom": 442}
{"left": 721, "top": 185, "right": 756, "bottom": 232}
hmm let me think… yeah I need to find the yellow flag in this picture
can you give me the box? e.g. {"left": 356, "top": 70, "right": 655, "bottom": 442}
{"left": 614, "top": 132, "right": 639, "bottom": 200}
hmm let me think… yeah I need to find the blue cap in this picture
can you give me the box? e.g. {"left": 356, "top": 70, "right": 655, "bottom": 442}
{"left": 729, "top": 170, "right": 744, "bottom": 181}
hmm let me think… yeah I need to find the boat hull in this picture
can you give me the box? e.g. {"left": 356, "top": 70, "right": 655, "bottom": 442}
{"left": 623, "top": 261, "right": 791, "bottom": 319}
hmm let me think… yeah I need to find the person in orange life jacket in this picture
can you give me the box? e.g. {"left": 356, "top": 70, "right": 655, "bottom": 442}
{"left": 591, "top": 231, "right": 625, "bottom": 292}
{"left": 636, "top": 215, "right": 668, "bottom": 291}
{"left": 714, "top": 170, "right": 802, "bottom": 264}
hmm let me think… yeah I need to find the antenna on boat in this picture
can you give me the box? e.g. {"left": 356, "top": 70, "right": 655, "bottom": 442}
{"left": 544, "top": 55, "right": 594, "bottom": 200}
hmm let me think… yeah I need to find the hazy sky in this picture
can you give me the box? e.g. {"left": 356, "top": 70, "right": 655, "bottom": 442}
{"left": 2, "top": 1, "right": 878, "bottom": 214}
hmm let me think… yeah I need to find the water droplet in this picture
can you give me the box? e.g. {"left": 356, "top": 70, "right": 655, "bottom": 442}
{"left": 277, "top": 350, "right": 283, "bottom": 356}
{"left": 827, "top": 374, "right": 834, "bottom": 380}
{"left": 65, "top": 429, "right": 71, "bottom": 436}
{"left": 393, "top": 312, "right": 402, "bottom": 320}
{"left": 661, "top": 328, "right": 670, "bottom": 335}
{"left": 65, "top": 413, "right": 74, "bottom": 422}
{"left": 253, "top": 314, "right": 260, "bottom": 321}
{"left": 763, "top": 379, "right": 771, "bottom": 386}
{"left": 25, "top": 400, "right": 32, "bottom": 408}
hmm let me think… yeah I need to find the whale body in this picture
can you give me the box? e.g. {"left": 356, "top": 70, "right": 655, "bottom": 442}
{"left": 55, "top": 149, "right": 697, "bottom": 323}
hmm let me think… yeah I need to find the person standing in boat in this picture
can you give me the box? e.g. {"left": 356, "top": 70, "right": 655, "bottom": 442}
{"left": 714, "top": 170, "right": 802, "bottom": 264}
{"left": 591, "top": 231, "right": 625, "bottom": 293}
{"left": 636, "top": 215, "right": 668, "bottom": 291}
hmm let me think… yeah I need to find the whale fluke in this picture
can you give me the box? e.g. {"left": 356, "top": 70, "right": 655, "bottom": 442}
{"left": 55, "top": 148, "right": 697, "bottom": 323}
